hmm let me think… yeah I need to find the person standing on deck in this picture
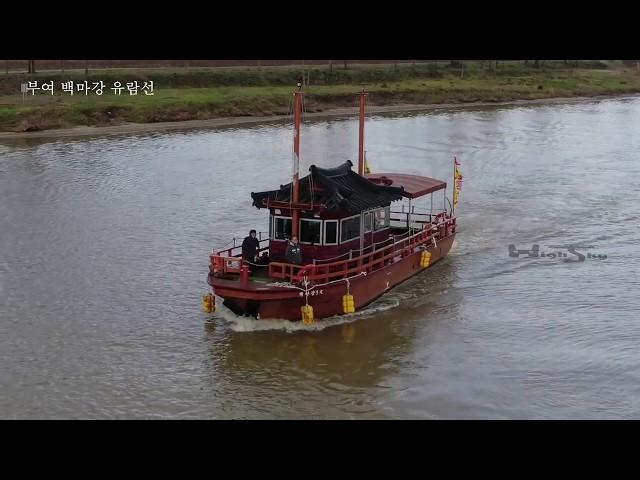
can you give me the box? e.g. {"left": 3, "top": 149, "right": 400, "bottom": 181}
{"left": 242, "top": 229, "right": 260, "bottom": 263}
{"left": 285, "top": 237, "right": 302, "bottom": 265}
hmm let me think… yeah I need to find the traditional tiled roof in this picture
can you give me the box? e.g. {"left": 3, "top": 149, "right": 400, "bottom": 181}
{"left": 251, "top": 161, "right": 405, "bottom": 214}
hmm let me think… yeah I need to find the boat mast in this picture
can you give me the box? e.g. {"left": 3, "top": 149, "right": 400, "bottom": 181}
{"left": 358, "top": 90, "right": 368, "bottom": 256}
{"left": 292, "top": 86, "right": 303, "bottom": 239}
{"left": 358, "top": 89, "right": 368, "bottom": 175}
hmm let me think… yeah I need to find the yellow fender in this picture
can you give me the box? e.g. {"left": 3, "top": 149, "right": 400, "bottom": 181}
{"left": 301, "top": 304, "right": 314, "bottom": 325}
{"left": 342, "top": 294, "right": 355, "bottom": 314}
{"left": 420, "top": 250, "right": 432, "bottom": 268}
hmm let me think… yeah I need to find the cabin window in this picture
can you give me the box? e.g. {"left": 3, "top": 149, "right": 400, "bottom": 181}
{"left": 340, "top": 216, "right": 361, "bottom": 243}
{"left": 324, "top": 220, "right": 338, "bottom": 245}
{"left": 273, "top": 216, "right": 292, "bottom": 240}
{"left": 300, "top": 219, "right": 322, "bottom": 244}
{"left": 364, "top": 212, "right": 373, "bottom": 233}
{"left": 374, "top": 207, "right": 390, "bottom": 231}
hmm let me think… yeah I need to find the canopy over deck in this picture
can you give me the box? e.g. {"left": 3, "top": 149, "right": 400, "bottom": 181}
{"left": 251, "top": 160, "right": 405, "bottom": 214}
{"left": 365, "top": 173, "right": 446, "bottom": 199}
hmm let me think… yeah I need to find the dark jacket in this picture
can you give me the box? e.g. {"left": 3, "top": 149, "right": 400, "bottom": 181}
{"left": 285, "top": 242, "right": 302, "bottom": 264}
{"left": 241, "top": 236, "right": 260, "bottom": 262}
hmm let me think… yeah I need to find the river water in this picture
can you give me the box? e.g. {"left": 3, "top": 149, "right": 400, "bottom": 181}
{"left": 1, "top": 96, "right": 639, "bottom": 419}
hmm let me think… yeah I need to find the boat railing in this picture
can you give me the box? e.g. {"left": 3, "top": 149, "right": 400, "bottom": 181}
{"left": 286, "top": 229, "right": 429, "bottom": 284}
{"left": 312, "top": 250, "right": 352, "bottom": 265}
{"left": 392, "top": 229, "right": 411, "bottom": 241}
{"left": 311, "top": 231, "right": 402, "bottom": 266}
{"left": 210, "top": 217, "right": 455, "bottom": 281}
{"left": 213, "top": 235, "right": 270, "bottom": 257}
{"left": 210, "top": 236, "right": 270, "bottom": 275}
{"left": 216, "top": 230, "right": 270, "bottom": 250}
{"left": 354, "top": 233, "right": 400, "bottom": 256}
{"left": 371, "top": 236, "right": 394, "bottom": 250}
{"left": 210, "top": 256, "right": 244, "bottom": 275}
{"left": 390, "top": 209, "right": 442, "bottom": 227}
{"left": 269, "top": 217, "right": 456, "bottom": 284}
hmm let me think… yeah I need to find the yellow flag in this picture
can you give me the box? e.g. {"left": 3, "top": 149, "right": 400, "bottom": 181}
{"left": 453, "top": 157, "right": 463, "bottom": 207}
{"left": 364, "top": 152, "right": 371, "bottom": 174}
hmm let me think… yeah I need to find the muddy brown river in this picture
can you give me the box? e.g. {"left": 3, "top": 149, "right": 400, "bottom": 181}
{"left": 1, "top": 96, "right": 639, "bottom": 419}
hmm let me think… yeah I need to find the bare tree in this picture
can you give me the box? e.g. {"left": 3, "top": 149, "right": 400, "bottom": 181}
{"left": 343, "top": 60, "right": 348, "bottom": 70}
{"left": 329, "top": 59, "right": 333, "bottom": 72}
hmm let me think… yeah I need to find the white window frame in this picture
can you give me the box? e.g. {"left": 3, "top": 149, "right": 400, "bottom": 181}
{"left": 323, "top": 219, "right": 339, "bottom": 246}
{"left": 363, "top": 210, "right": 374, "bottom": 233}
{"left": 299, "top": 218, "right": 323, "bottom": 245}
{"left": 340, "top": 214, "right": 361, "bottom": 244}
{"left": 272, "top": 215, "right": 292, "bottom": 241}
{"left": 374, "top": 206, "right": 391, "bottom": 231}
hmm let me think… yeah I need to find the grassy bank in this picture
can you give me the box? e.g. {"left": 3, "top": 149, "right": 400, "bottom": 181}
{"left": 1, "top": 62, "right": 639, "bottom": 132}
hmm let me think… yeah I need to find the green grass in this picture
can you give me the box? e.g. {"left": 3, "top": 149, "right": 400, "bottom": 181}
{"left": 1, "top": 63, "right": 639, "bottom": 132}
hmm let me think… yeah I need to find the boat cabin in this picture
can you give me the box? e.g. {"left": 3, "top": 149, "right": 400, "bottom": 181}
{"left": 251, "top": 160, "right": 448, "bottom": 265}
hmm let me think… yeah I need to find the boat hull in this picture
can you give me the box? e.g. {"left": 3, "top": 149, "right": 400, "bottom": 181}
{"left": 209, "top": 233, "right": 455, "bottom": 321}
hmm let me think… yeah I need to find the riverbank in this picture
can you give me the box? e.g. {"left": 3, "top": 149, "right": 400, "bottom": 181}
{"left": 1, "top": 63, "right": 639, "bottom": 136}
{"left": 2, "top": 94, "right": 638, "bottom": 141}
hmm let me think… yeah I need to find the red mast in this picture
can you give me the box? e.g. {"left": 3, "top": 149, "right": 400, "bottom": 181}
{"left": 358, "top": 89, "right": 368, "bottom": 175}
{"left": 292, "top": 87, "right": 303, "bottom": 239}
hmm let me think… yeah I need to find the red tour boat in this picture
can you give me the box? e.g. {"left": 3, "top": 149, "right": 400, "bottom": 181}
{"left": 204, "top": 87, "right": 459, "bottom": 323}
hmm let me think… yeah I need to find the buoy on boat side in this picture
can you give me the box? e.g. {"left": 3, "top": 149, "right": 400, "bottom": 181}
{"left": 342, "top": 294, "right": 355, "bottom": 314}
{"left": 342, "top": 279, "right": 356, "bottom": 314}
{"left": 301, "top": 305, "right": 315, "bottom": 325}
{"left": 420, "top": 250, "right": 432, "bottom": 268}
{"left": 202, "top": 293, "right": 215, "bottom": 313}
